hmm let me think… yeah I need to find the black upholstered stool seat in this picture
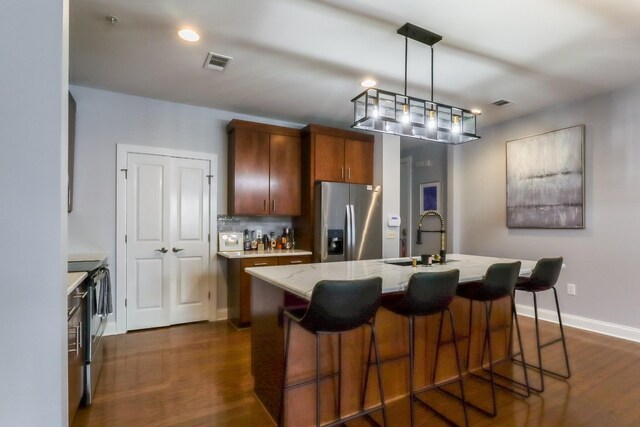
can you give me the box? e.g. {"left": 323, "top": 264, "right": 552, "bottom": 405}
{"left": 279, "top": 277, "right": 387, "bottom": 427}
{"left": 455, "top": 261, "right": 531, "bottom": 418}
{"left": 382, "top": 270, "right": 469, "bottom": 427}
{"left": 514, "top": 257, "right": 571, "bottom": 392}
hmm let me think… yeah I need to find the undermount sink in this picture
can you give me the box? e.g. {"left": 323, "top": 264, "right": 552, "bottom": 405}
{"left": 385, "top": 259, "right": 458, "bottom": 266}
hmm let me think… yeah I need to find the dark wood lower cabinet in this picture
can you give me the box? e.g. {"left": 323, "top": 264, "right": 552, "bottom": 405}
{"left": 227, "top": 255, "right": 313, "bottom": 328}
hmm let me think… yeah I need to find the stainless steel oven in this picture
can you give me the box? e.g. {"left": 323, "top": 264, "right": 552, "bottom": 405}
{"left": 68, "top": 259, "right": 111, "bottom": 406}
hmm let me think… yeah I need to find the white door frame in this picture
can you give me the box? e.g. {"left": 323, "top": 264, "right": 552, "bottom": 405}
{"left": 115, "top": 143, "right": 218, "bottom": 334}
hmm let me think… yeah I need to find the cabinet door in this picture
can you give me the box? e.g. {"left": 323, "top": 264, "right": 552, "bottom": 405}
{"left": 237, "top": 257, "right": 278, "bottom": 327}
{"left": 230, "top": 129, "right": 270, "bottom": 215}
{"left": 269, "top": 134, "right": 301, "bottom": 215}
{"left": 344, "top": 139, "right": 374, "bottom": 184}
{"left": 314, "top": 134, "right": 345, "bottom": 182}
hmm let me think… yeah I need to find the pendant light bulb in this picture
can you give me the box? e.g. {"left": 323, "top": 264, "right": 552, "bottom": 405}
{"left": 401, "top": 104, "right": 410, "bottom": 124}
{"left": 452, "top": 115, "right": 461, "bottom": 134}
{"left": 427, "top": 109, "right": 437, "bottom": 130}
{"left": 372, "top": 98, "right": 379, "bottom": 118}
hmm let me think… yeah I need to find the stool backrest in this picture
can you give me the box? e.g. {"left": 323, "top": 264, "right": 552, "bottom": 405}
{"left": 393, "top": 270, "right": 460, "bottom": 317}
{"left": 299, "top": 277, "right": 383, "bottom": 333}
{"left": 528, "top": 257, "right": 563, "bottom": 289}
{"left": 481, "top": 261, "right": 521, "bottom": 300}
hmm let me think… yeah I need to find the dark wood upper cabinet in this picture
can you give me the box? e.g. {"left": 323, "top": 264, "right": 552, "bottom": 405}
{"left": 306, "top": 125, "right": 374, "bottom": 185}
{"left": 344, "top": 138, "right": 374, "bottom": 184}
{"left": 227, "top": 120, "right": 301, "bottom": 216}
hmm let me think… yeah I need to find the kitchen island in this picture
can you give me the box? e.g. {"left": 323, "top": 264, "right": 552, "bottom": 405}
{"left": 247, "top": 254, "right": 536, "bottom": 426}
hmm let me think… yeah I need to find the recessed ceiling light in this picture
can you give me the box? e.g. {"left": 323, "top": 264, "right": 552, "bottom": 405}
{"left": 471, "top": 109, "right": 482, "bottom": 115}
{"left": 178, "top": 28, "right": 200, "bottom": 42}
{"left": 360, "top": 79, "right": 377, "bottom": 88}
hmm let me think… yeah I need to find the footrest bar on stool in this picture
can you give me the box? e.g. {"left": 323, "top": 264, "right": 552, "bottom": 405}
{"left": 322, "top": 405, "right": 385, "bottom": 427}
{"left": 437, "top": 384, "right": 496, "bottom": 418}
{"left": 510, "top": 358, "right": 571, "bottom": 380}
{"left": 471, "top": 369, "right": 531, "bottom": 398}
{"left": 413, "top": 394, "right": 461, "bottom": 427}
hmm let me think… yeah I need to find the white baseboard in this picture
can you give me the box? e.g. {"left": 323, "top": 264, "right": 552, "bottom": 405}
{"left": 516, "top": 304, "right": 640, "bottom": 344}
{"left": 216, "top": 308, "right": 228, "bottom": 321}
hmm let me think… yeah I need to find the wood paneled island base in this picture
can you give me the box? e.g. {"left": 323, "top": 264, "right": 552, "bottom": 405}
{"left": 251, "top": 276, "right": 515, "bottom": 426}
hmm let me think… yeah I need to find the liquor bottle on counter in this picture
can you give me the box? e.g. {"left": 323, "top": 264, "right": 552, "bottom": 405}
{"left": 250, "top": 231, "right": 258, "bottom": 250}
{"left": 289, "top": 229, "right": 295, "bottom": 250}
{"left": 270, "top": 232, "right": 277, "bottom": 250}
{"left": 243, "top": 229, "right": 251, "bottom": 251}
{"left": 283, "top": 227, "right": 291, "bottom": 250}
{"left": 262, "top": 234, "right": 270, "bottom": 251}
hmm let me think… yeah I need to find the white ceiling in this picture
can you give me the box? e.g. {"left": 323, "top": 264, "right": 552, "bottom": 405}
{"left": 70, "top": 0, "right": 640, "bottom": 129}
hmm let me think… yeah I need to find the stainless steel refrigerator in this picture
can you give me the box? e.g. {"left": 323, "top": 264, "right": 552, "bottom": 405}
{"left": 315, "top": 182, "right": 382, "bottom": 262}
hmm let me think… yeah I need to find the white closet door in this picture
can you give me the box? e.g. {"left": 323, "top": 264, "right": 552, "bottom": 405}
{"left": 126, "top": 153, "right": 172, "bottom": 330}
{"left": 169, "top": 157, "right": 211, "bottom": 324}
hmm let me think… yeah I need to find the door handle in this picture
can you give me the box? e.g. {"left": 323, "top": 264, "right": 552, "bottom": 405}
{"left": 155, "top": 247, "right": 168, "bottom": 253}
{"left": 172, "top": 247, "right": 184, "bottom": 253}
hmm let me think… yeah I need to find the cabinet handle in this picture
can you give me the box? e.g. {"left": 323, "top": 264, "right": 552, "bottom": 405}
{"left": 289, "top": 260, "right": 303, "bottom": 264}
{"left": 348, "top": 167, "right": 351, "bottom": 179}
{"left": 72, "top": 291, "right": 88, "bottom": 299}
{"left": 341, "top": 166, "right": 344, "bottom": 178}
{"left": 68, "top": 325, "right": 80, "bottom": 353}
{"left": 264, "top": 200, "right": 267, "bottom": 212}
{"left": 272, "top": 199, "right": 276, "bottom": 212}
{"left": 68, "top": 305, "right": 79, "bottom": 318}
{"left": 253, "top": 262, "right": 268, "bottom": 266}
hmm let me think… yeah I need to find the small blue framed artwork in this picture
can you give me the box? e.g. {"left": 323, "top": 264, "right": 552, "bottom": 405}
{"left": 419, "top": 181, "right": 441, "bottom": 213}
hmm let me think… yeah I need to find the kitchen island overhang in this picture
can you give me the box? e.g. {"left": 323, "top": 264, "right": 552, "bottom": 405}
{"left": 247, "top": 254, "right": 537, "bottom": 426}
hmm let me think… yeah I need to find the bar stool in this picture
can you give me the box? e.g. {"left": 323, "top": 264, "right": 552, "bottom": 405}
{"left": 455, "top": 261, "right": 530, "bottom": 417}
{"left": 514, "top": 257, "right": 570, "bottom": 392}
{"left": 382, "top": 270, "right": 469, "bottom": 427}
{"left": 278, "top": 277, "right": 387, "bottom": 427}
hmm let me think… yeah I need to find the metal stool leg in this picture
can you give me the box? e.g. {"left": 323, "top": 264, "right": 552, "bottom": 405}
{"left": 337, "top": 333, "right": 342, "bottom": 420}
{"left": 447, "top": 307, "right": 470, "bottom": 427}
{"left": 316, "top": 334, "right": 321, "bottom": 427}
{"left": 553, "top": 288, "right": 572, "bottom": 378}
{"left": 371, "top": 320, "right": 388, "bottom": 426}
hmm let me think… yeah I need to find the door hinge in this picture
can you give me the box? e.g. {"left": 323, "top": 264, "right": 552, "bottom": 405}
{"left": 125, "top": 234, "right": 127, "bottom": 244}
{"left": 208, "top": 233, "right": 210, "bottom": 242}
{"left": 208, "top": 291, "right": 211, "bottom": 300}
{"left": 121, "top": 168, "right": 128, "bottom": 179}
{"left": 206, "top": 174, "right": 214, "bottom": 185}
{"left": 125, "top": 298, "right": 127, "bottom": 307}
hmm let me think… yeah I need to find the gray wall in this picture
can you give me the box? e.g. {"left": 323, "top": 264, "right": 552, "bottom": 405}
{"left": 401, "top": 141, "right": 448, "bottom": 257}
{"left": 451, "top": 81, "right": 640, "bottom": 331}
{"left": 68, "top": 85, "right": 302, "bottom": 318}
{"left": 0, "top": 0, "right": 68, "bottom": 425}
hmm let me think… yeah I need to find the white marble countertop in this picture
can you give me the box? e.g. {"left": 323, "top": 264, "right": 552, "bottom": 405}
{"left": 245, "top": 254, "right": 537, "bottom": 300}
{"left": 217, "top": 249, "right": 313, "bottom": 259}
{"left": 67, "top": 272, "right": 87, "bottom": 296}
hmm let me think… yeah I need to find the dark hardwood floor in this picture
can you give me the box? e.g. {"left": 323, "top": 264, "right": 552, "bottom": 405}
{"left": 74, "top": 317, "right": 640, "bottom": 426}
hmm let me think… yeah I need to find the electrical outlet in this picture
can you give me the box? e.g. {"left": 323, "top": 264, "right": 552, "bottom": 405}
{"left": 567, "top": 283, "right": 576, "bottom": 295}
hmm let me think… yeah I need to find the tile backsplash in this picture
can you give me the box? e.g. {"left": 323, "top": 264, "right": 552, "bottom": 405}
{"left": 217, "top": 216, "right": 293, "bottom": 240}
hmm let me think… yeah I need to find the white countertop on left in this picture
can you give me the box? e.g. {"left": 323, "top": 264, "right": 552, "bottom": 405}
{"left": 68, "top": 252, "right": 108, "bottom": 263}
{"left": 67, "top": 272, "right": 87, "bottom": 295}
{"left": 245, "top": 254, "right": 537, "bottom": 300}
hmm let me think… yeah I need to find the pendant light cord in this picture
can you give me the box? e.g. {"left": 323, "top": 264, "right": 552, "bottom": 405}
{"left": 404, "top": 37, "right": 408, "bottom": 96}
{"left": 430, "top": 45, "right": 434, "bottom": 102}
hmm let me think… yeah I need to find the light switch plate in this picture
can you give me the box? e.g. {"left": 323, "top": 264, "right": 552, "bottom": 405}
{"left": 386, "top": 231, "right": 397, "bottom": 239}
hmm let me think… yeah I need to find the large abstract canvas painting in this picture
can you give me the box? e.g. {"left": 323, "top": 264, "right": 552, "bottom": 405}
{"left": 506, "top": 125, "right": 585, "bottom": 228}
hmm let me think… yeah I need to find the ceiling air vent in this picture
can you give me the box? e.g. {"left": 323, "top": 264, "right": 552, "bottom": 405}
{"left": 492, "top": 99, "right": 514, "bottom": 107}
{"left": 203, "top": 52, "right": 232, "bottom": 71}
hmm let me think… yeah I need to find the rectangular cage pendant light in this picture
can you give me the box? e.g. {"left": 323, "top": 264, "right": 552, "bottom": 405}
{"left": 351, "top": 23, "right": 481, "bottom": 145}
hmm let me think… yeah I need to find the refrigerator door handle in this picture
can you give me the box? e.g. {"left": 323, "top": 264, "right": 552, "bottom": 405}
{"left": 349, "top": 204, "right": 356, "bottom": 261}
{"left": 345, "top": 205, "right": 351, "bottom": 261}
